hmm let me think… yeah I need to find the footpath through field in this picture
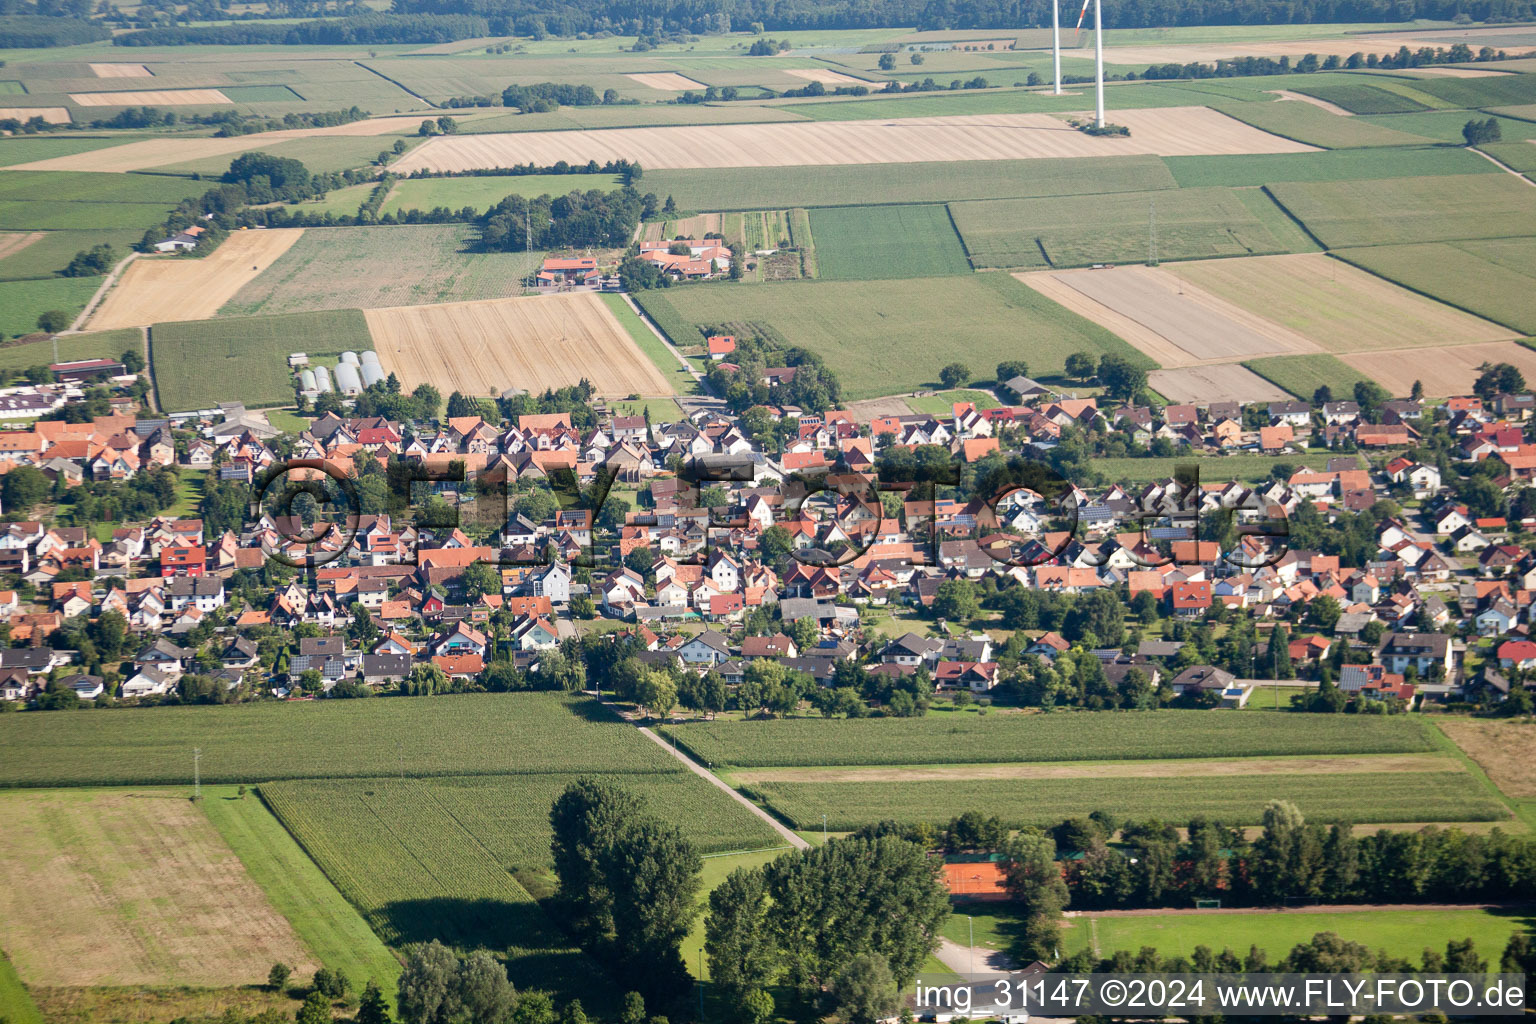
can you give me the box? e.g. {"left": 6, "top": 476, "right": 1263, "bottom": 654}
{"left": 638, "top": 726, "right": 810, "bottom": 850}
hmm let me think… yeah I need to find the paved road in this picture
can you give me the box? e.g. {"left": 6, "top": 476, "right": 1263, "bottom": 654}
{"left": 637, "top": 725, "right": 809, "bottom": 850}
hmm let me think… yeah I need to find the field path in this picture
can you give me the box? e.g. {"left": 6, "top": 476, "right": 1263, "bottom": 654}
{"left": 619, "top": 292, "right": 707, "bottom": 388}
{"left": 68, "top": 250, "right": 140, "bottom": 332}
{"left": 637, "top": 726, "right": 809, "bottom": 850}
{"left": 1474, "top": 146, "right": 1536, "bottom": 188}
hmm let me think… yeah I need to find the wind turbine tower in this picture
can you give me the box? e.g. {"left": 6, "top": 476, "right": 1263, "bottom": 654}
{"left": 1052, "top": 0, "right": 1063, "bottom": 94}
{"left": 1075, "top": 0, "right": 1107, "bottom": 127}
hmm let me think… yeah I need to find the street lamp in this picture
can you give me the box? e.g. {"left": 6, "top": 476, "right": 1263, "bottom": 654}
{"left": 968, "top": 915, "right": 974, "bottom": 975}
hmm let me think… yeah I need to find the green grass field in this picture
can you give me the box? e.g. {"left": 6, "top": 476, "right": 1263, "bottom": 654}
{"left": 1242, "top": 353, "right": 1375, "bottom": 400}
{"left": 659, "top": 711, "right": 1433, "bottom": 768}
{"left": 152, "top": 307, "right": 372, "bottom": 411}
{"left": 1355, "top": 110, "right": 1536, "bottom": 143}
{"left": 905, "top": 388, "right": 1001, "bottom": 414}
{"left": 282, "top": 181, "right": 376, "bottom": 219}
{"left": 0, "top": 326, "right": 138, "bottom": 372}
{"left": 0, "top": 950, "right": 43, "bottom": 1024}
{"left": 1209, "top": 98, "right": 1437, "bottom": 148}
{"left": 746, "top": 771, "right": 1504, "bottom": 830}
{"left": 807, "top": 204, "right": 971, "bottom": 279}
{"left": 200, "top": 786, "right": 401, "bottom": 1003}
{"left": 0, "top": 199, "right": 177, "bottom": 231}
{"left": 949, "top": 186, "right": 1315, "bottom": 268}
{"left": 0, "top": 693, "right": 681, "bottom": 787}
{"left": 1406, "top": 71, "right": 1536, "bottom": 110}
{"left": 633, "top": 273, "right": 1148, "bottom": 400}
{"left": 382, "top": 173, "right": 626, "bottom": 216}
{"left": 1077, "top": 906, "right": 1535, "bottom": 961}
{"left": 1335, "top": 237, "right": 1536, "bottom": 334}
{"left": 1094, "top": 452, "right": 1327, "bottom": 484}
{"left": 1481, "top": 140, "right": 1536, "bottom": 173}
{"left": 0, "top": 171, "right": 201, "bottom": 206}
{"left": 1288, "top": 81, "right": 1429, "bottom": 114}
{"left": 599, "top": 292, "right": 701, "bottom": 397}
{"left": 0, "top": 275, "right": 101, "bottom": 340}
{"left": 642, "top": 155, "right": 1178, "bottom": 211}
{"left": 0, "top": 227, "right": 140, "bottom": 282}
{"left": 219, "top": 224, "right": 539, "bottom": 317}
{"left": 1160, "top": 145, "right": 1496, "bottom": 187}
{"left": 1267, "top": 173, "right": 1536, "bottom": 248}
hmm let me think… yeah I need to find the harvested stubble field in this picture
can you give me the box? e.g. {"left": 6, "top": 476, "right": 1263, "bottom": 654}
{"left": 393, "top": 107, "right": 1313, "bottom": 173}
{"left": 625, "top": 71, "right": 707, "bottom": 90}
{"left": 1148, "top": 363, "right": 1293, "bottom": 403}
{"left": 0, "top": 136, "right": 144, "bottom": 169}
{"left": 1267, "top": 173, "right": 1536, "bottom": 248}
{"left": 88, "top": 63, "right": 152, "bottom": 77}
{"left": 368, "top": 291, "right": 674, "bottom": 400}
{"left": 1020, "top": 264, "right": 1322, "bottom": 368}
{"left": 0, "top": 694, "right": 679, "bottom": 787}
{"left": 0, "top": 789, "right": 314, "bottom": 988}
{"left": 782, "top": 67, "right": 871, "bottom": 85}
{"left": 0, "top": 106, "right": 70, "bottom": 124}
{"left": 89, "top": 228, "right": 304, "bottom": 330}
{"left": 1164, "top": 253, "right": 1516, "bottom": 353}
{"left": 807, "top": 203, "right": 970, "bottom": 280}
{"left": 634, "top": 273, "right": 1145, "bottom": 401}
{"left": 1342, "top": 340, "right": 1536, "bottom": 398}
{"left": 1337, "top": 237, "right": 1536, "bottom": 334}
{"left": 657, "top": 710, "right": 1434, "bottom": 767}
{"left": 151, "top": 308, "right": 373, "bottom": 411}
{"left": 1438, "top": 718, "right": 1536, "bottom": 799}
{"left": 1242, "top": 353, "right": 1374, "bottom": 399}
{"left": 747, "top": 770, "right": 1504, "bottom": 831}
{"left": 643, "top": 155, "right": 1177, "bottom": 210}
{"left": 950, "top": 185, "right": 1313, "bottom": 269}
{"left": 220, "top": 224, "right": 539, "bottom": 317}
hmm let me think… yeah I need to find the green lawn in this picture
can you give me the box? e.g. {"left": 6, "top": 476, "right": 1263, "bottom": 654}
{"left": 807, "top": 204, "right": 972, "bottom": 279}
{"left": 1240, "top": 685, "right": 1316, "bottom": 711}
{"left": 200, "top": 786, "right": 401, "bottom": 1005}
{"left": 599, "top": 292, "right": 701, "bottom": 397}
{"left": 0, "top": 275, "right": 102, "bottom": 340}
{"left": 633, "top": 274, "right": 1148, "bottom": 401}
{"left": 168, "top": 468, "right": 207, "bottom": 518}
{"left": 0, "top": 950, "right": 43, "bottom": 1024}
{"left": 1078, "top": 906, "right": 1536, "bottom": 963}
{"left": 0, "top": 326, "right": 138, "bottom": 371}
{"left": 1242, "top": 354, "right": 1374, "bottom": 401}
{"left": 905, "top": 389, "right": 1000, "bottom": 414}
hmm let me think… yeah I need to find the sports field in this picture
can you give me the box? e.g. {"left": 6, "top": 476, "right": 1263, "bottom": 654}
{"left": 151, "top": 307, "right": 373, "bottom": 411}
{"left": 89, "top": 228, "right": 304, "bottom": 330}
{"left": 0, "top": 789, "right": 314, "bottom": 988}
{"left": 220, "top": 224, "right": 540, "bottom": 317}
{"left": 807, "top": 204, "right": 970, "bottom": 280}
{"left": 1066, "top": 906, "right": 1534, "bottom": 961}
{"left": 1335, "top": 238, "right": 1536, "bottom": 335}
{"left": 393, "top": 108, "right": 1313, "bottom": 173}
{"left": 634, "top": 273, "right": 1147, "bottom": 400}
{"left": 1267, "top": 173, "right": 1536, "bottom": 248}
{"left": 367, "top": 291, "right": 674, "bottom": 399}
{"left": 1342, "top": 340, "right": 1536, "bottom": 398}
{"left": 950, "top": 186, "right": 1314, "bottom": 268}
{"left": 1164, "top": 253, "right": 1516, "bottom": 353}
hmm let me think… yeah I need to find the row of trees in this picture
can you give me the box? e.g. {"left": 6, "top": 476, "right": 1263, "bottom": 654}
{"left": 114, "top": 11, "right": 489, "bottom": 44}
{"left": 480, "top": 187, "right": 647, "bottom": 251}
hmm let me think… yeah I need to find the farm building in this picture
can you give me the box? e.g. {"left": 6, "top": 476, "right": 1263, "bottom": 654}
{"left": 536, "top": 257, "right": 600, "bottom": 288}
{"left": 51, "top": 359, "right": 126, "bottom": 383}
{"left": 152, "top": 225, "right": 204, "bottom": 253}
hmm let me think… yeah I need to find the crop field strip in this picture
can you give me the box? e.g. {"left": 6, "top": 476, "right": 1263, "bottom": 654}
{"left": 0, "top": 276, "right": 103, "bottom": 340}
{"left": 1147, "top": 363, "right": 1294, "bottom": 404}
{"left": 746, "top": 771, "right": 1507, "bottom": 831}
{"left": 807, "top": 204, "right": 971, "bottom": 280}
{"left": 392, "top": 107, "right": 1315, "bottom": 174}
{"left": 0, "top": 694, "right": 690, "bottom": 787}
{"left": 379, "top": 174, "right": 626, "bottom": 216}
{"left": 633, "top": 273, "right": 1148, "bottom": 401}
{"left": 1341, "top": 340, "right": 1536, "bottom": 398}
{"left": 0, "top": 789, "right": 316, "bottom": 989}
{"left": 1160, "top": 145, "right": 1498, "bottom": 187}
{"left": 220, "top": 224, "right": 540, "bottom": 317}
{"left": 1287, "top": 81, "right": 1431, "bottom": 114}
{"left": 949, "top": 185, "right": 1315, "bottom": 269}
{"left": 367, "top": 291, "right": 675, "bottom": 400}
{"left": 658, "top": 710, "right": 1434, "bottom": 768}
{"left": 89, "top": 228, "right": 305, "bottom": 331}
{"left": 151, "top": 307, "right": 374, "bottom": 411}
{"left": 1265, "top": 173, "right": 1536, "bottom": 249}
{"left": 1335, "top": 237, "right": 1536, "bottom": 335}
{"left": 1243, "top": 353, "right": 1375, "bottom": 399}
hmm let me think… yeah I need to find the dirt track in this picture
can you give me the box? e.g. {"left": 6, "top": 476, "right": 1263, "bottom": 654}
{"left": 367, "top": 291, "right": 675, "bottom": 399}
{"left": 87, "top": 228, "right": 304, "bottom": 330}
{"left": 393, "top": 106, "right": 1314, "bottom": 173}
{"left": 1268, "top": 89, "right": 1354, "bottom": 116}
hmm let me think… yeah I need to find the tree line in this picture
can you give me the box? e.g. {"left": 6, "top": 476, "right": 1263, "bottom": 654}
{"left": 113, "top": 11, "right": 489, "bottom": 45}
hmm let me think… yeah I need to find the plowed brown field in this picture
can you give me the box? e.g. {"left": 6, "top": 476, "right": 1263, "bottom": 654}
{"left": 88, "top": 228, "right": 304, "bottom": 330}
{"left": 367, "top": 291, "right": 675, "bottom": 398}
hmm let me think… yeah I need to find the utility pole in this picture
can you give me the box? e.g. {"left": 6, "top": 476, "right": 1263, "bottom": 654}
{"left": 192, "top": 747, "right": 201, "bottom": 801}
{"left": 1149, "top": 197, "right": 1158, "bottom": 267}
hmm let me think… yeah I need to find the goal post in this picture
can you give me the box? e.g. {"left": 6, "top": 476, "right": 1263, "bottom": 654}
{"left": 1195, "top": 898, "right": 1221, "bottom": 909}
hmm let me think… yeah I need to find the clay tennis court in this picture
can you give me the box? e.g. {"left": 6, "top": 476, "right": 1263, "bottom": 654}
{"left": 783, "top": 68, "right": 871, "bottom": 86}
{"left": 88, "top": 228, "right": 304, "bottom": 329}
{"left": 367, "top": 291, "right": 676, "bottom": 399}
{"left": 0, "top": 106, "right": 71, "bottom": 124}
{"left": 0, "top": 789, "right": 314, "bottom": 988}
{"left": 1150, "top": 363, "right": 1292, "bottom": 404}
{"left": 1343, "top": 340, "right": 1536, "bottom": 398}
{"left": 393, "top": 106, "right": 1314, "bottom": 172}
{"left": 70, "top": 88, "right": 233, "bottom": 106}
{"left": 626, "top": 72, "right": 708, "bottom": 90}
{"left": 88, "top": 62, "right": 153, "bottom": 77}
{"left": 0, "top": 231, "right": 44, "bottom": 261}
{"left": 1017, "top": 265, "right": 1323, "bottom": 369}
